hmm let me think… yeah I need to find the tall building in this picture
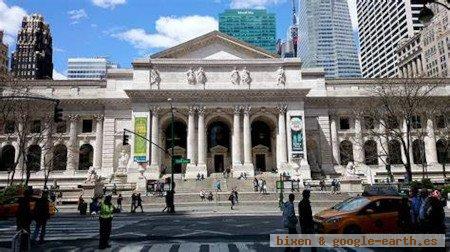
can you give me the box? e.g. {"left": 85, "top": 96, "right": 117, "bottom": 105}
{"left": 219, "top": 9, "right": 276, "bottom": 52}
{"left": 298, "top": 0, "right": 361, "bottom": 78}
{"left": 67, "top": 57, "right": 118, "bottom": 80}
{"left": 0, "top": 31, "right": 8, "bottom": 81}
{"left": 11, "top": 14, "right": 53, "bottom": 80}
{"left": 357, "top": 0, "right": 423, "bottom": 78}
{"left": 277, "top": 0, "right": 299, "bottom": 58}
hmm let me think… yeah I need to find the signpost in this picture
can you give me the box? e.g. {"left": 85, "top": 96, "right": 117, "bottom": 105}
{"left": 174, "top": 158, "right": 191, "bottom": 165}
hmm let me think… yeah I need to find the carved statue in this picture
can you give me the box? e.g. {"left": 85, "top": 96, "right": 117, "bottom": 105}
{"left": 150, "top": 68, "right": 161, "bottom": 86}
{"left": 86, "top": 166, "right": 99, "bottom": 183}
{"left": 276, "top": 67, "right": 286, "bottom": 86}
{"left": 186, "top": 68, "right": 196, "bottom": 85}
{"left": 196, "top": 67, "right": 207, "bottom": 85}
{"left": 230, "top": 67, "right": 240, "bottom": 85}
{"left": 344, "top": 161, "right": 358, "bottom": 179}
{"left": 240, "top": 67, "right": 251, "bottom": 85}
{"left": 118, "top": 149, "right": 129, "bottom": 170}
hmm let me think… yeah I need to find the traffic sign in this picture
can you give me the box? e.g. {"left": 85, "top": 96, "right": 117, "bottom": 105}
{"left": 175, "top": 158, "right": 190, "bottom": 164}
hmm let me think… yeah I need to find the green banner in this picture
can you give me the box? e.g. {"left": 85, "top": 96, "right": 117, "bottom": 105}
{"left": 290, "top": 116, "right": 304, "bottom": 152}
{"left": 134, "top": 117, "right": 148, "bottom": 162}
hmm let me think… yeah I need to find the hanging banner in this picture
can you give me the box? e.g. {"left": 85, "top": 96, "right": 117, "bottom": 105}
{"left": 134, "top": 117, "right": 148, "bottom": 162}
{"left": 290, "top": 116, "right": 304, "bottom": 152}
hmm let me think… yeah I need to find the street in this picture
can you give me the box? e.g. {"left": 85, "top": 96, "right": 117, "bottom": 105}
{"left": 0, "top": 211, "right": 449, "bottom": 251}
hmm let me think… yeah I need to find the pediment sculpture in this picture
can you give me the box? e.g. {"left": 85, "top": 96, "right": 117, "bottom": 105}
{"left": 196, "top": 67, "right": 207, "bottom": 85}
{"left": 230, "top": 67, "right": 240, "bottom": 85}
{"left": 277, "top": 67, "right": 286, "bottom": 86}
{"left": 150, "top": 68, "right": 161, "bottom": 86}
{"left": 186, "top": 68, "right": 196, "bottom": 85}
{"left": 240, "top": 67, "right": 252, "bottom": 85}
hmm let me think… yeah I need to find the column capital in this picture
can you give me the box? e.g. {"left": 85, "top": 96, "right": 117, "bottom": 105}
{"left": 243, "top": 105, "right": 251, "bottom": 115}
{"left": 68, "top": 114, "right": 80, "bottom": 122}
{"left": 151, "top": 106, "right": 161, "bottom": 115}
{"left": 197, "top": 106, "right": 206, "bottom": 116}
{"left": 276, "top": 104, "right": 287, "bottom": 114}
{"left": 93, "top": 114, "right": 104, "bottom": 122}
{"left": 188, "top": 106, "right": 196, "bottom": 115}
{"left": 233, "top": 105, "right": 242, "bottom": 115}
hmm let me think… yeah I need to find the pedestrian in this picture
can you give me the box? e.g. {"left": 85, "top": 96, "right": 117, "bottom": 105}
{"left": 233, "top": 188, "right": 239, "bottom": 204}
{"left": 16, "top": 188, "right": 32, "bottom": 233}
{"left": 418, "top": 189, "right": 430, "bottom": 232}
{"left": 56, "top": 191, "right": 63, "bottom": 205}
{"left": 215, "top": 180, "right": 222, "bottom": 192}
{"left": 78, "top": 195, "right": 87, "bottom": 215}
{"left": 253, "top": 178, "right": 259, "bottom": 192}
{"left": 398, "top": 196, "right": 412, "bottom": 233}
{"left": 112, "top": 183, "right": 117, "bottom": 195}
{"left": 331, "top": 179, "right": 336, "bottom": 194}
{"left": 117, "top": 194, "right": 123, "bottom": 212}
{"left": 282, "top": 194, "right": 298, "bottom": 234}
{"left": 99, "top": 195, "right": 115, "bottom": 249}
{"left": 196, "top": 173, "right": 201, "bottom": 181}
{"left": 201, "top": 174, "right": 205, "bottom": 180}
{"left": 103, "top": 186, "right": 107, "bottom": 196}
{"left": 298, "top": 190, "right": 314, "bottom": 234}
{"left": 229, "top": 191, "right": 235, "bottom": 210}
{"left": 319, "top": 180, "right": 325, "bottom": 191}
{"left": 262, "top": 180, "right": 267, "bottom": 194}
{"left": 130, "top": 193, "right": 136, "bottom": 213}
{"left": 421, "top": 190, "right": 446, "bottom": 234}
{"left": 136, "top": 193, "right": 144, "bottom": 213}
{"left": 50, "top": 191, "right": 56, "bottom": 203}
{"left": 207, "top": 191, "right": 214, "bottom": 201}
{"left": 32, "top": 191, "right": 50, "bottom": 243}
{"left": 410, "top": 187, "right": 422, "bottom": 230}
{"left": 90, "top": 197, "right": 100, "bottom": 215}
{"left": 199, "top": 190, "right": 206, "bottom": 201}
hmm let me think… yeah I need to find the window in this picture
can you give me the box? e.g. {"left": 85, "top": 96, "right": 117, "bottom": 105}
{"left": 30, "top": 120, "right": 41, "bottom": 133}
{"left": 364, "top": 140, "right": 378, "bottom": 165}
{"left": 339, "top": 140, "right": 353, "bottom": 165}
{"left": 436, "top": 115, "right": 447, "bottom": 129}
{"left": 412, "top": 140, "right": 426, "bottom": 164}
{"left": 387, "top": 116, "right": 399, "bottom": 129}
{"left": 82, "top": 119, "right": 93, "bottom": 133}
{"left": 339, "top": 117, "right": 350, "bottom": 130}
{"left": 4, "top": 121, "right": 15, "bottom": 134}
{"left": 56, "top": 121, "right": 67, "bottom": 133}
{"left": 411, "top": 115, "right": 422, "bottom": 129}
{"left": 364, "top": 116, "right": 375, "bottom": 130}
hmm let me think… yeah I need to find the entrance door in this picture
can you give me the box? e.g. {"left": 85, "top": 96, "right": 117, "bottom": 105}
{"left": 214, "top": 155, "right": 224, "bottom": 172}
{"left": 256, "top": 154, "right": 266, "bottom": 172}
{"left": 173, "top": 155, "right": 182, "bottom": 173}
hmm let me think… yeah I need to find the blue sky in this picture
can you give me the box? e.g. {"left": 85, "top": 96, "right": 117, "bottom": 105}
{"left": 0, "top": 0, "right": 358, "bottom": 79}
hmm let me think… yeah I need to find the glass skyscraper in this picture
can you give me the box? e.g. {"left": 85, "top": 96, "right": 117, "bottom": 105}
{"left": 219, "top": 9, "right": 276, "bottom": 52}
{"left": 298, "top": 0, "right": 361, "bottom": 78}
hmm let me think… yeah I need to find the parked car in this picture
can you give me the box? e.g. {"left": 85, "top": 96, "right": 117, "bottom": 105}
{"left": 314, "top": 195, "right": 402, "bottom": 234}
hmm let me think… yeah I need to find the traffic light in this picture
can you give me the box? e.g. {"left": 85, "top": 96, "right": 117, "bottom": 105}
{"left": 122, "top": 131, "right": 130, "bottom": 145}
{"left": 53, "top": 105, "right": 63, "bottom": 123}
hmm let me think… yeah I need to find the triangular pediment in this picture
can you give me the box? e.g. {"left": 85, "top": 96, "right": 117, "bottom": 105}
{"left": 150, "top": 31, "right": 279, "bottom": 60}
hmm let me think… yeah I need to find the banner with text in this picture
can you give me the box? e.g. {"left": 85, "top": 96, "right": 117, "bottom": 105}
{"left": 134, "top": 117, "right": 148, "bottom": 163}
{"left": 290, "top": 116, "right": 304, "bottom": 153}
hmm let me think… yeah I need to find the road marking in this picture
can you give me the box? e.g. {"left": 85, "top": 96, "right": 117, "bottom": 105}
{"left": 148, "top": 243, "right": 173, "bottom": 252}
{"left": 178, "top": 242, "right": 201, "bottom": 252}
{"left": 119, "top": 244, "right": 145, "bottom": 252}
{"left": 209, "top": 242, "right": 229, "bottom": 252}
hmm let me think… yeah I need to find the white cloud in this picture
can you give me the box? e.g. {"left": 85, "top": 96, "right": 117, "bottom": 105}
{"left": 53, "top": 70, "right": 67, "bottom": 80}
{"left": 92, "top": 0, "right": 126, "bottom": 9}
{"left": 347, "top": 0, "right": 358, "bottom": 31}
{"left": 0, "top": 0, "right": 27, "bottom": 45}
{"left": 230, "top": 0, "right": 282, "bottom": 9}
{"left": 68, "top": 9, "right": 87, "bottom": 21}
{"left": 113, "top": 15, "right": 218, "bottom": 50}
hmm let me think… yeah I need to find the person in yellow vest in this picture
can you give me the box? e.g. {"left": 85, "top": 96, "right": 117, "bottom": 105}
{"left": 99, "top": 195, "right": 115, "bottom": 249}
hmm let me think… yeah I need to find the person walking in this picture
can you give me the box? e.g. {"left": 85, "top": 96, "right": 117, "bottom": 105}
{"left": 233, "top": 188, "right": 239, "bottom": 204}
{"left": 253, "top": 178, "right": 259, "bottom": 192}
{"left": 421, "top": 190, "right": 446, "bottom": 234}
{"left": 229, "top": 191, "right": 236, "bottom": 210}
{"left": 117, "top": 194, "right": 123, "bottom": 212}
{"left": 298, "top": 190, "right": 314, "bottom": 234}
{"left": 130, "top": 193, "right": 136, "bottom": 213}
{"left": 136, "top": 193, "right": 144, "bottom": 213}
{"left": 283, "top": 194, "right": 298, "bottom": 252}
{"left": 32, "top": 191, "right": 50, "bottom": 243}
{"left": 16, "top": 188, "right": 32, "bottom": 233}
{"left": 78, "top": 195, "right": 86, "bottom": 215}
{"left": 398, "top": 196, "right": 412, "bottom": 233}
{"left": 99, "top": 195, "right": 115, "bottom": 249}
{"left": 409, "top": 187, "right": 422, "bottom": 231}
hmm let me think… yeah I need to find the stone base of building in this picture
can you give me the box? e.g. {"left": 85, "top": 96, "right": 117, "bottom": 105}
{"left": 185, "top": 164, "right": 208, "bottom": 179}
{"left": 340, "top": 178, "right": 363, "bottom": 192}
{"left": 232, "top": 163, "right": 255, "bottom": 178}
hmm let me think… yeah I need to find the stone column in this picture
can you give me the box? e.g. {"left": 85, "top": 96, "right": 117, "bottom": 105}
{"left": 150, "top": 108, "right": 160, "bottom": 168}
{"left": 197, "top": 107, "right": 206, "bottom": 166}
{"left": 330, "top": 115, "right": 340, "bottom": 165}
{"left": 243, "top": 106, "right": 252, "bottom": 165}
{"left": 425, "top": 117, "right": 438, "bottom": 164}
{"left": 67, "top": 115, "right": 79, "bottom": 171}
{"left": 378, "top": 119, "right": 388, "bottom": 165}
{"left": 354, "top": 116, "right": 365, "bottom": 165}
{"left": 232, "top": 106, "right": 241, "bottom": 166}
{"left": 412, "top": 59, "right": 417, "bottom": 77}
{"left": 93, "top": 114, "right": 104, "bottom": 169}
{"left": 15, "top": 122, "right": 25, "bottom": 171}
{"left": 41, "top": 118, "right": 53, "bottom": 172}
{"left": 276, "top": 105, "right": 287, "bottom": 165}
{"left": 187, "top": 107, "right": 196, "bottom": 164}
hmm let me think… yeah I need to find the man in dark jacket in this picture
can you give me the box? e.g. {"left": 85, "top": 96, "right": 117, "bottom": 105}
{"left": 16, "top": 188, "right": 32, "bottom": 233}
{"left": 298, "top": 190, "right": 314, "bottom": 234}
{"left": 32, "top": 191, "right": 50, "bottom": 243}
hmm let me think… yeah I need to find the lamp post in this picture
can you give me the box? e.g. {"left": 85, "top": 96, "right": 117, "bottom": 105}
{"left": 418, "top": 0, "right": 450, "bottom": 24}
{"left": 167, "top": 98, "right": 175, "bottom": 213}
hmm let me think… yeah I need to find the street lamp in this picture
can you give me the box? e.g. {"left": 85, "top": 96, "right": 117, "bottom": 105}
{"left": 167, "top": 97, "right": 175, "bottom": 213}
{"left": 418, "top": 0, "right": 450, "bottom": 24}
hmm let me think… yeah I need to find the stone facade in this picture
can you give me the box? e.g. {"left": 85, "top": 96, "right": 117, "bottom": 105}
{"left": 0, "top": 31, "right": 449, "bottom": 189}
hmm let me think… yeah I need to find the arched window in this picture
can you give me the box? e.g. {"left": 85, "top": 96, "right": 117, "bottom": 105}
{"left": 53, "top": 144, "right": 67, "bottom": 170}
{"left": 339, "top": 140, "right": 353, "bottom": 166}
{"left": 436, "top": 139, "right": 450, "bottom": 164}
{"left": 78, "top": 144, "right": 93, "bottom": 170}
{"left": 207, "top": 121, "right": 230, "bottom": 149}
{"left": 364, "top": 140, "right": 378, "bottom": 165}
{"left": 164, "top": 121, "right": 187, "bottom": 150}
{"left": 0, "top": 145, "right": 15, "bottom": 171}
{"left": 388, "top": 140, "right": 403, "bottom": 165}
{"left": 27, "top": 145, "right": 42, "bottom": 171}
{"left": 251, "top": 120, "right": 271, "bottom": 149}
{"left": 412, "top": 139, "right": 426, "bottom": 164}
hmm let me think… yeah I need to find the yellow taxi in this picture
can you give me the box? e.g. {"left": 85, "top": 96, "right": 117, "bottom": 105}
{"left": 314, "top": 195, "right": 403, "bottom": 234}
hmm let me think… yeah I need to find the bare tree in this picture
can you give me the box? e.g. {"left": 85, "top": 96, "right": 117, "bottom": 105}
{"left": 352, "top": 78, "right": 445, "bottom": 182}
